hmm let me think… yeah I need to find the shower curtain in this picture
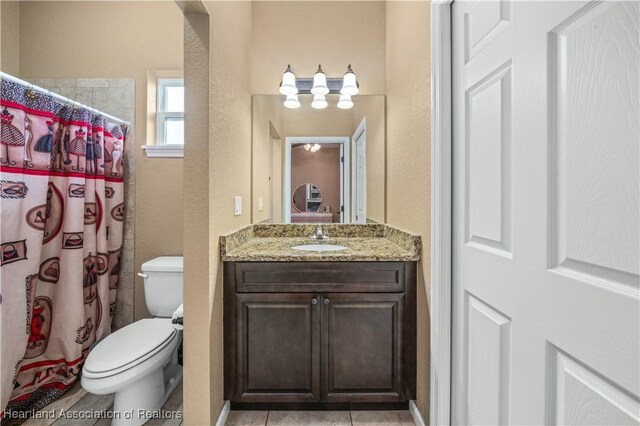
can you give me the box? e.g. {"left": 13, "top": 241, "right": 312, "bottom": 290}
{"left": 0, "top": 78, "right": 127, "bottom": 417}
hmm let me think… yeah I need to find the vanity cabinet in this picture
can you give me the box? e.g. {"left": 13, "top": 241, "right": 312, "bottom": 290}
{"left": 322, "top": 293, "right": 405, "bottom": 402}
{"left": 233, "top": 293, "right": 321, "bottom": 402}
{"left": 224, "top": 262, "right": 416, "bottom": 405}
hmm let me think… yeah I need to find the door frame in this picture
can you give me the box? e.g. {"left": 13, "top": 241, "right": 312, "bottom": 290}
{"left": 430, "top": 1, "right": 453, "bottom": 425}
{"left": 351, "top": 117, "right": 367, "bottom": 224}
{"left": 283, "top": 136, "right": 351, "bottom": 224}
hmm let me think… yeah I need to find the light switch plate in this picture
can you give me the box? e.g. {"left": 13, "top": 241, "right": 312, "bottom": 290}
{"left": 234, "top": 196, "right": 242, "bottom": 216}
{"left": 258, "top": 197, "right": 264, "bottom": 211}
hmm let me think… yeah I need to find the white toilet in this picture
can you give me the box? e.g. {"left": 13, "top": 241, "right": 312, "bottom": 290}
{"left": 81, "top": 256, "right": 183, "bottom": 426}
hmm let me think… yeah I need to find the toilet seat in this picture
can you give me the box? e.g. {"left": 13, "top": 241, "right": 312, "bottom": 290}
{"left": 83, "top": 318, "right": 177, "bottom": 379}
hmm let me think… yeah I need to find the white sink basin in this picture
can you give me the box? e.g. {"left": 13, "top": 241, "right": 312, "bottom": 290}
{"left": 291, "top": 244, "right": 348, "bottom": 252}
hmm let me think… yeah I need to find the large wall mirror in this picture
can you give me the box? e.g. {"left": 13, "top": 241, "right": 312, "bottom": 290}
{"left": 251, "top": 94, "right": 385, "bottom": 224}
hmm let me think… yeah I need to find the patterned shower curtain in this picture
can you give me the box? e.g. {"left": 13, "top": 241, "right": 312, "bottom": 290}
{"left": 0, "top": 78, "right": 127, "bottom": 417}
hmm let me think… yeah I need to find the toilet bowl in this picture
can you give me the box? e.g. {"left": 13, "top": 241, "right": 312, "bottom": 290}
{"left": 81, "top": 256, "right": 183, "bottom": 426}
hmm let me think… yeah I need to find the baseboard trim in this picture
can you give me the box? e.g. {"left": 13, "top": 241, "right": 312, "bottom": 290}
{"left": 215, "top": 400, "right": 230, "bottom": 426}
{"left": 409, "top": 400, "right": 426, "bottom": 426}
{"left": 229, "top": 401, "right": 409, "bottom": 411}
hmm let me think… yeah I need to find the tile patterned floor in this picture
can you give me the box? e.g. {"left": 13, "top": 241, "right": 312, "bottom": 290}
{"left": 225, "top": 409, "right": 416, "bottom": 426}
{"left": 3, "top": 381, "right": 182, "bottom": 426}
{"left": 4, "top": 382, "right": 415, "bottom": 426}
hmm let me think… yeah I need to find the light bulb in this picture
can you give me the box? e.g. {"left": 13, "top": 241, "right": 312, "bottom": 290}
{"left": 304, "top": 143, "right": 312, "bottom": 151}
{"left": 340, "top": 64, "right": 359, "bottom": 96}
{"left": 279, "top": 64, "right": 298, "bottom": 95}
{"left": 337, "top": 94, "right": 353, "bottom": 109}
{"left": 311, "top": 65, "right": 329, "bottom": 95}
{"left": 283, "top": 94, "right": 300, "bottom": 109}
{"left": 311, "top": 94, "right": 328, "bottom": 109}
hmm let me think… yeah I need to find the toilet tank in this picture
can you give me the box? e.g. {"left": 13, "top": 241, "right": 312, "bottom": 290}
{"left": 140, "top": 256, "right": 183, "bottom": 317}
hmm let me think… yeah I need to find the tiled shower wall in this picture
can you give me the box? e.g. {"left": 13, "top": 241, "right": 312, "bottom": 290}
{"left": 28, "top": 78, "right": 135, "bottom": 331}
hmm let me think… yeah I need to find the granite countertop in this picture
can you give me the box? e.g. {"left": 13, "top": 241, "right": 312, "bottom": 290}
{"left": 220, "top": 224, "right": 421, "bottom": 262}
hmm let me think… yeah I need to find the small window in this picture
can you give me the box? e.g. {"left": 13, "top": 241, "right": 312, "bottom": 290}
{"left": 157, "top": 79, "right": 184, "bottom": 145}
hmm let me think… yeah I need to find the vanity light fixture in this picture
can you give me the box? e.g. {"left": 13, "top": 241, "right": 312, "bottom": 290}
{"left": 279, "top": 64, "right": 359, "bottom": 109}
{"left": 337, "top": 94, "right": 353, "bottom": 110}
{"left": 284, "top": 94, "right": 301, "bottom": 109}
{"left": 279, "top": 64, "right": 298, "bottom": 95}
{"left": 311, "top": 94, "right": 328, "bottom": 109}
{"left": 311, "top": 65, "right": 329, "bottom": 95}
{"left": 340, "top": 65, "right": 359, "bottom": 96}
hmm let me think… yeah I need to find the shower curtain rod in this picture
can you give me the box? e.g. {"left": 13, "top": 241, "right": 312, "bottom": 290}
{"left": 0, "top": 71, "right": 131, "bottom": 126}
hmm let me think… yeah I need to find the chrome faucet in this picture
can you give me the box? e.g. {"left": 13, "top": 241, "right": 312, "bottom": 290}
{"left": 310, "top": 224, "right": 329, "bottom": 240}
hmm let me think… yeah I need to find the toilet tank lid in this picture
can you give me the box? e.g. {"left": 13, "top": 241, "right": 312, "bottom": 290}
{"left": 141, "top": 256, "right": 183, "bottom": 272}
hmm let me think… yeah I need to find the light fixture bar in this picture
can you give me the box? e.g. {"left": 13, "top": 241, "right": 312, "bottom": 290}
{"left": 294, "top": 78, "right": 345, "bottom": 94}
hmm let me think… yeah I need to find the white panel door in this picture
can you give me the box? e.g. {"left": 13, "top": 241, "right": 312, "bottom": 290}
{"left": 270, "top": 137, "right": 282, "bottom": 223}
{"left": 340, "top": 143, "right": 345, "bottom": 223}
{"left": 452, "top": 1, "right": 640, "bottom": 425}
{"left": 352, "top": 118, "right": 367, "bottom": 224}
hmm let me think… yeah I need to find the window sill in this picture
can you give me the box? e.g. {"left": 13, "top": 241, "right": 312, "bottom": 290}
{"left": 142, "top": 144, "right": 184, "bottom": 158}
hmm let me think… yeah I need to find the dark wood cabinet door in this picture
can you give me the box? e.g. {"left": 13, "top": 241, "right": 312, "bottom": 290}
{"left": 321, "top": 293, "right": 405, "bottom": 402}
{"left": 235, "top": 293, "right": 320, "bottom": 402}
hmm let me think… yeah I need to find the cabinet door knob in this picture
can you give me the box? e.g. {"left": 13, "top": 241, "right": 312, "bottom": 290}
{"left": 311, "top": 298, "right": 318, "bottom": 305}
{"left": 324, "top": 298, "right": 330, "bottom": 305}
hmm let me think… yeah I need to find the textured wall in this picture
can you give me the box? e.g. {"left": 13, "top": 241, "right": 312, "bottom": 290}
{"left": 200, "top": 1, "right": 253, "bottom": 424}
{"left": 251, "top": 1, "right": 386, "bottom": 95}
{"left": 15, "top": 1, "right": 185, "bottom": 322}
{"left": 386, "top": 1, "right": 432, "bottom": 417}
{"left": 0, "top": 0, "right": 20, "bottom": 76}
{"left": 181, "top": 6, "right": 212, "bottom": 424}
